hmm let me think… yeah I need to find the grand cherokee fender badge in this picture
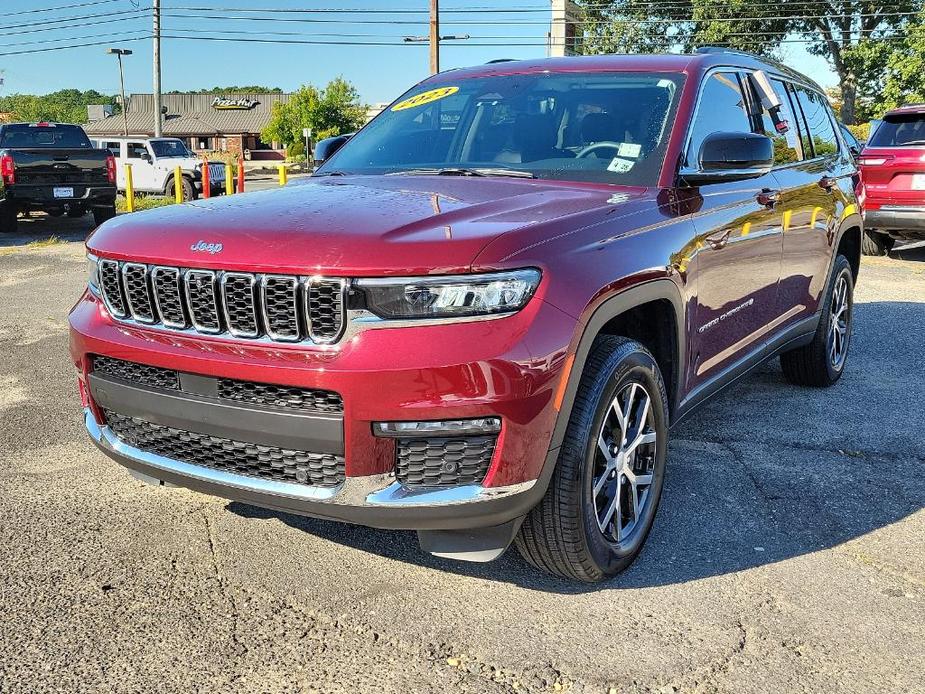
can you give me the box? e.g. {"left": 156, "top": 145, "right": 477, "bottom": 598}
{"left": 190, "top": 240, "right": 223, "bottom": 254}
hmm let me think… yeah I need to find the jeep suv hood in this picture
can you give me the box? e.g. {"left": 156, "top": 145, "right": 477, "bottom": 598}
{"left": 87, "top": 175, "right": 651, "bottom": 275}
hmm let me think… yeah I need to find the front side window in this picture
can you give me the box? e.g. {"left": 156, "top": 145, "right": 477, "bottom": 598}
{"left": 793, "top": 87, "right": 839, "bottom": 157}
{"left": 686, "top": 72, "right": 752, "bottom": 168}
{"left": 150, "top": 139, "right": 192, "bottom": 158}
{"left": 318, "top": 72, "right": 684, "bottom": 186}
{"left": 753, "top": 78, "right": 802, "bottom": 165}
{"left": 127, "top": 142, "right": 148, "bottom": 159}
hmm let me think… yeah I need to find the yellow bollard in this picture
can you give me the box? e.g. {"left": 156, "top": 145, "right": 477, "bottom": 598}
{"left": 174, "top": 166, "right": 183, "bottom": 203}
{"left": 225, "top": 163, "right": 234, "bottom": 195}
{"left": 124, "top": 163, "right": 135, "bottom": 213}
{"left": 278, "top": 164, "right": 288, "bottom": 186}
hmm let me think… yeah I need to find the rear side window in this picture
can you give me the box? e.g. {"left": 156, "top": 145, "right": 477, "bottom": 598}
{"left": 102, "top": 141, "right": 122, "bottom": 155}
{"left": 0, "top": 124, "right": 91, "bottom": 149}
{"left": 867, "top": 114, "right": 925, "bottom": 147}
{"left": 752, "top": 78, "right": 802, "bottom": 165}
{"left": 687, "top": 72, "right": 752, "bottom": 167}
{"left": 792, "top": 87, "right": 839, "bottom": 157}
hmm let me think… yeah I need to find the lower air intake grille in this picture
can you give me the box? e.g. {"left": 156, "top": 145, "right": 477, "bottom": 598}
{"left": 396, "top": 435, "right": 497, "bottom": 488}
{"left": 92, "top": 355, "right": 179, "bottom": 390}
{"left": 104, "top": 409, "right": 345, "bottom": 487}
{"left": 217, "top": 378, "right": 344, "bottom": 413}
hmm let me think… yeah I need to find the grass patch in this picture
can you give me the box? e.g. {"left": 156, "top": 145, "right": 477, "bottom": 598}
{"left": 116, "top": 194, "right": 176, "bottom": 213}
{"left": 25, "top": 235, "right": 63, "bottom": 248}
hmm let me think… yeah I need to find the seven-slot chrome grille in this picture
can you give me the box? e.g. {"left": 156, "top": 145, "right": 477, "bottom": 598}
{"left": 98, "top": 259, "right": 347, "bottom": 344}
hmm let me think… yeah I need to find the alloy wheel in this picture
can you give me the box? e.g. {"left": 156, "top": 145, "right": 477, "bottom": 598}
{"left": 592, "top": 381, "right": 658, "bottom": 543}
{"left": 828, "top": 275, "right": 850, "bottom": 369}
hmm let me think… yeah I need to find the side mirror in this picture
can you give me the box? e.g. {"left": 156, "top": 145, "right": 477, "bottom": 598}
{"left": 313, "top": 134, "right": 351, "bottom": 167}
{"left": 140, "top": 151, "right": 151, "bottom": 162}
{"left": 682, "top": 132, "right": 774, "bottom": 185}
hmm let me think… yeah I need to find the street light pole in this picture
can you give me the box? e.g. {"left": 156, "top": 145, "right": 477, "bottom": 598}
{"left": 106, "top": 48, "right": 132, "bottom": 137}
{"left": 153, "top": 0, "right": 163, "bottom": 137}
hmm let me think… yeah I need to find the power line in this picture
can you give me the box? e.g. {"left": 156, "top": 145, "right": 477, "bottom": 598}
{"left": 0, "top": 16, "right": 148, "bottom": 40}
{"left": 2, "top": 0, "right": 126, "bottom": 17}
{"left": 0, "top": 30, "right": 150, "bottom": 50}
{"left": 0, "top": 35, "right": 149, "bottom": 58}
{"left": 0, "top": 8, "right": 145, "bottom": 33}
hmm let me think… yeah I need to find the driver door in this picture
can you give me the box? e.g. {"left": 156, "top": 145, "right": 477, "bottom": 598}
{"left": 684, "top": 71, "right": 783, "bottom": 391}
{"left": 126, "top": 141, "right": 158, "bottom": 192}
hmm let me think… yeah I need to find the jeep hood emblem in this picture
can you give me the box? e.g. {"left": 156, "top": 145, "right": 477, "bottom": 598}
{"left": 190, "top": 240, "right": 223, "bottom": 254}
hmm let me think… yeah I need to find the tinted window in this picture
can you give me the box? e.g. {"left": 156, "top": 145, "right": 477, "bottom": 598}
{"left": 793, "top": 87, "right": 839, "bottom": 157}
{"left": 0, "top": 124, "right": 91, "bottom": 149}
{"left": 753, "top": 78, "right": 802, "bottom": 165}
{"left": 320, "top": 72, "right": 684, "bottom": 186}
{"left": 686, "top": 72, "right": 752, "bottom": 168}
{"left": 867, "top": 114, "right": 925, "bottom": 147}
{"left": 102, "top": 141, "right": 122, "bottom": 155}
{"left": 127, "top": 142, "right": 148, "bottom": 159}
{"left": 150, "top": 139, "right": 192, "bottom": 158}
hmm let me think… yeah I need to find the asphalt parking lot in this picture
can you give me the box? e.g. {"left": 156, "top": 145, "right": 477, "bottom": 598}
{"left": 1, "top": 215, "right": 923, "bottom": 694}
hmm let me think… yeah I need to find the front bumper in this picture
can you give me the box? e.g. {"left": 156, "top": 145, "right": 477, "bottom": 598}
{"left": 70, "top": 289, "right": 574, "bottom": 531}
{"left": 864, "top": 206, "right": 925, "bottom": 234}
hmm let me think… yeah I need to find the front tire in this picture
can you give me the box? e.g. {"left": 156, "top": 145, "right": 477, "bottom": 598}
{"left": 861, "top": 230, "right": 894, "bottom": 256}
{"left": 780, "top": 255, "right": 854, "bottom": 387}
{"left": 515, "top": 336, "right": 669, "bottom": 582}
{"left": 167, "top": 175, "right": 197, "bottom": 202}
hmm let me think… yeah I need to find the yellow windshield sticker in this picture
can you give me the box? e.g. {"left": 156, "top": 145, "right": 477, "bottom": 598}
{"left": 391, "top": 86, "right": 459, "bottom": 112}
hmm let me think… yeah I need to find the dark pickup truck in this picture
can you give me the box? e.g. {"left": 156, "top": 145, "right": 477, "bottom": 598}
{"left": 0, "top": 122, "right": 117, "bottom": 233}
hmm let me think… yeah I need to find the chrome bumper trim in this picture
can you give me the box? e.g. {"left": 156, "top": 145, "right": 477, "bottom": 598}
{"left": 85, "top": 408, "right": 535, "bottom": 509}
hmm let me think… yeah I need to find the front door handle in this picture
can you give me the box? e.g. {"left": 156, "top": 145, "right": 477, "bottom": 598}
{"left": 819, "top": 176, "right": 837, "bottom": 191}
{"left": 757, "top": 188, "right": 781, "bottom": 208}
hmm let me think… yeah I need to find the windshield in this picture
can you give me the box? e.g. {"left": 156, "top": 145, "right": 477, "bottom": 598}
{"left": 150, "top": 139, "right": 193, "bottom": 158}
{"left": 867, "top": 114, "right": 925, "bottom": 147}
{"left": 319, "top": 72, "right": 684, "bottom": 185}
{"left": 0, "top": 124, "right": 91, "bottom": 149}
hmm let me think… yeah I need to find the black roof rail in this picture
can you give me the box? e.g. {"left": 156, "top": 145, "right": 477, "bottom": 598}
{"left": 486, "top": 58, "right": 518, "bottom": 64}
{"left": 694, "top": 46, "right": 760, "bottom": 58}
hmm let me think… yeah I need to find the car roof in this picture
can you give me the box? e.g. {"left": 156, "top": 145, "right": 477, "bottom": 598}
{"left": 421, "top": 51, "right": 825, "bottom": 93}
{"left": 883, "top": 104, "right": 925, "bottom": 117}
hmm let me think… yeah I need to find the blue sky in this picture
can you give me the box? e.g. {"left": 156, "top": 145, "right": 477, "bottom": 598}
{"left": 1, "top": 0, "right": 837, "bottom": 104}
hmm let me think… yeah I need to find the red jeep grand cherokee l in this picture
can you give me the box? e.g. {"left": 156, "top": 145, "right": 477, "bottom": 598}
{"left": 858, "top": 104, "right": 925, "bottom": 255}
{"left": 70, "top": 50, "right": 862, "bottom": 582}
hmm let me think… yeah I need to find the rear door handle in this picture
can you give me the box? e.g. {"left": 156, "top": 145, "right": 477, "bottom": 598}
{"left": 819, "top": 176, "right": 837, "bottom": 191}
{"left": 757, "top": 189, "right": 781, "bottom": 208}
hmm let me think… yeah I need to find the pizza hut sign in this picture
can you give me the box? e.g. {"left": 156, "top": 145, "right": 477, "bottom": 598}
{"left": 211, "top": 97, "right": 260, "bottom": 110}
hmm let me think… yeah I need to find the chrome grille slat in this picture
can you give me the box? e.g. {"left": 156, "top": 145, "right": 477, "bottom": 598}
{"left": 94, "top": 259, "right": 346, "bottom": 345}
{"left": 122, "top": 262, "right": 156, "bottom": 323}
{"left": 305, "top": 277, "right": 347, "bottom": 344}
{"left": 261, "top": 275, "right": 301, "bottom": 342}
{"left": 184, "top": 270, "right": 222, "bottom": 334}
{"left": 221, "top": 272, "right": 259, "bottom": 338}
{"left": 150, "top": 266, "right": 186, "bottom": 328}
{"left": 98, "top": 259, "right": 127, "bottom": 318}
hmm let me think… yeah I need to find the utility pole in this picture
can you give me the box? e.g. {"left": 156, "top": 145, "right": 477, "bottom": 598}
{"left": 106, "top": 48, "right": 133, "bottom": 136}
{"left": 153, "top": 0, "right": 163, "bottom": 136}
{"left": 429, "top": 0, "right": 439, "bottom": 75}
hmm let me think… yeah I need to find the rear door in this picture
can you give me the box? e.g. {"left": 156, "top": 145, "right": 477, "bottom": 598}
{"left": 772, "top": 82, "right": 848, "bottom": 323}
{"left": 685, "top": 70, "right": 784, "bottom": 390}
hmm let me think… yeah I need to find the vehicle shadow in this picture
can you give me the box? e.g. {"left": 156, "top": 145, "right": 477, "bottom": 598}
{"left": 227, "top": 299, "right": 925, "bottom": 593}
{"left": 890, "top": 239, "right": 925, "bottom": 261}
{"left": 0, "top": 212, "right": 94, "bottom": 247}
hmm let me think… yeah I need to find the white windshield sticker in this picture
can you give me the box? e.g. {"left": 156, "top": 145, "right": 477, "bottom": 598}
{"left": 607, "top": 157, "right": 635, "bottom": 173}
{"left": 618, "top": 142, "right": 642, "bottom": 158}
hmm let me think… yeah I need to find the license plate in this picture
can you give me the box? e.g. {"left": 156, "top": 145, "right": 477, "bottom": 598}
{"left": 53, "top": 186, "right": 74, "bottom": 198}
{"left": 912, "top": 174, "right": 925, "bottom": 190}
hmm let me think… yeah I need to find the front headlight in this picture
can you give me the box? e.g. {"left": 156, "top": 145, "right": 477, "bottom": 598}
{"left": 357, "top": 268, "right": 541, "bottom": 319}
{"left": 87, "top": 254, "right": 100, "bottom": 296}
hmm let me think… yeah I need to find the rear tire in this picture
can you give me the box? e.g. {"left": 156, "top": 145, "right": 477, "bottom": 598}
{"left": 0, "top": 201, "right": 18, "bottom": 233}
{"left": 780, "top": 255, "right": 854, "bottom": 387}
{"left": 92, "top": 204, "right": 117, "bottom": 227}
{"left": 515, "top": 336, "right": 669, "bottom": 582}
{"left": 861, "top": 230, "right": 894, "bottom": 256}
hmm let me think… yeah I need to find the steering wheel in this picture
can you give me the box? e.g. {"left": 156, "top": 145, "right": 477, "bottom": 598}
{"left": 575, "top": 141, "right": 624, "bottom": 159}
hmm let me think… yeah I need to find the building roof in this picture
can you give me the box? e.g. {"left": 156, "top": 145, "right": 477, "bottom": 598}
{"left": 84, "top": 92, "right": 290, "bottom": 136}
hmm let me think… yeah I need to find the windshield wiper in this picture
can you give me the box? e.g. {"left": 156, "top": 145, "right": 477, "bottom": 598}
{"left": 313, "top": 170, "right": 348, "bottom": 177}
{"left": 387, "top": 167, "right": 535, "bottom": 179}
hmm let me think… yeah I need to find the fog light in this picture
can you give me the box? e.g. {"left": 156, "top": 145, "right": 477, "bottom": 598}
{"left": 373, "top": 418, "right": 501, "bottom": 438}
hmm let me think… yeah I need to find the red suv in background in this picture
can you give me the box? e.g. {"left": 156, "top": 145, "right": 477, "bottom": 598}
{"left": 859, "top": 104, "right": 925, "bottom": 255}
{"left": 70, "top": 50, "right": 862, "bottom": 582}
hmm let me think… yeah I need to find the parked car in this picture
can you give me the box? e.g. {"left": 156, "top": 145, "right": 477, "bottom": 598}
{"left": 92, "top": 137, "right": 226, "bottom": 200}
{"left": 0, "top": 122, "right": 116, "bottom": 232}
{"left": 70, "top": 50, "right": 862, "bottom": 582}
{"left": 857, "top": 104, "right": 925, "bottom": 255}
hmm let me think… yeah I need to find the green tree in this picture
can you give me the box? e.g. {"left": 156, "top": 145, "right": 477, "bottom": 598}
{"left": 879, "top": 13, "right": 925, "bottom": 113}
{"left": 580, "top": 1, "right": 924, "bottom": 124}
{"left": 260, "top": 78, "right": 366, "bottom": 146}
{"left": 168, "top": 86, "right": 283, "bottom": 94}
{"left": 0, "top": 89, "right": 120, "bottom": 123}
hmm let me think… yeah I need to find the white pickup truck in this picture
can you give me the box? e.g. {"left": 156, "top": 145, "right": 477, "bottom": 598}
{"left": 93, "top": 137, "right": 226, "bottom": 201}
